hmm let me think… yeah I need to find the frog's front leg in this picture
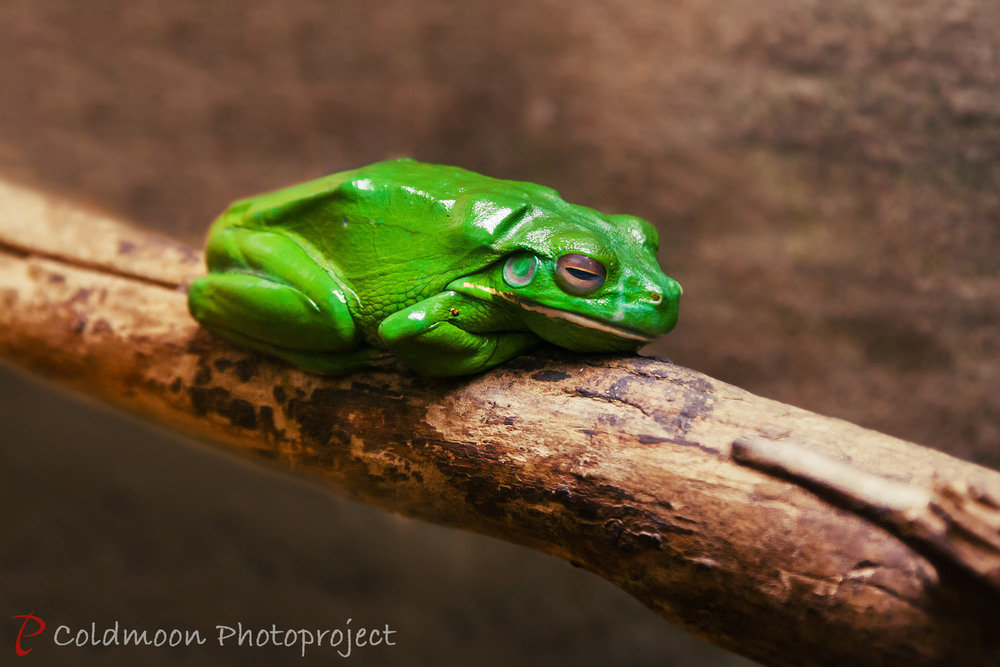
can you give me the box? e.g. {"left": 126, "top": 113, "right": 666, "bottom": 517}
{"left": 188, "top": 227, "right": 380, "bottom": 374}
{"left": 377, "top": 291, "right": 539, "bottom": 376}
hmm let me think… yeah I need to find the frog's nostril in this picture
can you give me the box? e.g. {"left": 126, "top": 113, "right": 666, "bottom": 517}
{"left": 649, "top": 291, "right": 662, "bottom": 304}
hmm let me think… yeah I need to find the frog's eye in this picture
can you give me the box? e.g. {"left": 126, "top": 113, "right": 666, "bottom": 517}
{"left": 556, "top": 254, "right": 606, "bottom": 296}
{"left": 503, "top": 253, "right": 537, "bottom": 287}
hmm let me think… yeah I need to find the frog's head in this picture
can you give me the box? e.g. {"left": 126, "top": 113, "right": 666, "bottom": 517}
{"left": 464, "top": 196, "right": 681, "bottom": 352}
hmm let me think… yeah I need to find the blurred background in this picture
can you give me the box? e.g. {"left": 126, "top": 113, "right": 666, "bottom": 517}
{"left": 1, "top": 1, "right": 998, "bottom": 665}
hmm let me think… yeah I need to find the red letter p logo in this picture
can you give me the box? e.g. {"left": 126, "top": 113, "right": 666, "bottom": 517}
{"left": 11, "top": 612, "right": 46, "bottom": 656}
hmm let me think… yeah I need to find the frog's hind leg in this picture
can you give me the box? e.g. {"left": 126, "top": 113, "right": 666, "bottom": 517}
{"left": 194, "top": 314, "right": 383, "bottom": 375}
{"left": 188, "top": 227, "right": 376, "bottom": 374}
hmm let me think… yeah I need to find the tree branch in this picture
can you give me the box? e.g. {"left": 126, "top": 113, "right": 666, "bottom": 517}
{"left": 1, "top": 178, "right": 999, "bottom": 667}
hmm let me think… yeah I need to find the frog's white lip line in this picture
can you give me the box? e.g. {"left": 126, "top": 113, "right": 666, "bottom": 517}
{"left": 460, "top": 282, "right": 656, "bottom": 343}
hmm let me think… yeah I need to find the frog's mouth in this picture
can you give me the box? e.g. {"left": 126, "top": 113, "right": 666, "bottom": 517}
{"left": 459, "top": 281, "right": 656, "bottom": 343}
{"left": 512, "top": 299, "right": 657, "bottom": 343}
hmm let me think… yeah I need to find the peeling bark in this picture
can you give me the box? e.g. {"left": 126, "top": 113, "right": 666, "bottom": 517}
{"left": 1, "top": 179, "right": 999, "bottom": 666}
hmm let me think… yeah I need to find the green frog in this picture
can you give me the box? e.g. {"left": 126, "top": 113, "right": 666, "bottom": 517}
{"left": 188, "top": 158, "right": 681, "bottom": 376}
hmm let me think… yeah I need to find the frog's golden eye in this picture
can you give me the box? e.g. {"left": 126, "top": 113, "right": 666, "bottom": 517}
{"left": 503, "top": 252, "right": 537, "bottom": 287}
{"left": 556, "top": 254, "right": 606, "bottom": 295}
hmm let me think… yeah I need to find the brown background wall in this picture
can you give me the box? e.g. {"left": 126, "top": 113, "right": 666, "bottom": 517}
{"left": 1, "top": 1, "right": 997, "bottom": 665}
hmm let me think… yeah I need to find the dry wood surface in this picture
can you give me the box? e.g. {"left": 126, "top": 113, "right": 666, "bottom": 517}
{"left": 1, "top": 180, "right": 999, "bottom": 666}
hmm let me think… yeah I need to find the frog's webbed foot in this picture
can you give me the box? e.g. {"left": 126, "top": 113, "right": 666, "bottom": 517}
{"left": 378, "top": 291, "right": 539, "bottom": 376}
{"left": 188, "top": 228, "right": 373, "bottom": 374}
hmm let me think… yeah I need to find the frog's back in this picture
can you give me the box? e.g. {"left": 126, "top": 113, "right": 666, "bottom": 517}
{"left": 222, "top": 159, "right": 555, "bottom": 284}
{"left": 206, "top": 160, "right": 539, "bottom": 327}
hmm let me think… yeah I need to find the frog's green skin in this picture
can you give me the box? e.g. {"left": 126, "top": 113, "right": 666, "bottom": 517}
{"left": 188, "top": 158, "right": 681, "bottom": 376}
